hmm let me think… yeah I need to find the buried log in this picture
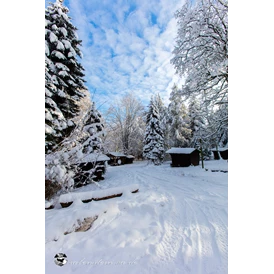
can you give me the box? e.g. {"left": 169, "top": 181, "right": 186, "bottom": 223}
{"left": 64, "top": 216, "right": 98, "bottom": 235}
{"left": 92, "top": 193, "right": 123, "bottom": 201}
{"left": 45, "top": 204, "right": 54, "bottom": 210}
{"left": 60, "top": 201, "right": 74, "bottom": 208}
{"left": 81, "top": 198, "right": 93, "bottom": 203}
{"left": 89, "top": 188, "right": 139, "bottom": 202}
{"left": 58, "top": 184, "right": 140, "bottom": 208}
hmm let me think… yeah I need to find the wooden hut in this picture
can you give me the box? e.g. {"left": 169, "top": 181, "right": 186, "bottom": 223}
{"left": 74, "top": 154, "right": 110, "bottom": 187}
{"left": 125, "top": 155, "right": 135, "bottom": 164}
{"left": 106, "top": 152, "right": 127, "bottom": 166}
{"left": 166, "top": 148, "right": 200, "bottom": 167}
{"left": 211, "top": 148, "right": 228, "bottom": 160}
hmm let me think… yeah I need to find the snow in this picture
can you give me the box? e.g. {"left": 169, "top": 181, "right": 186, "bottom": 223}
{"left": 49, "top": 31, "right": 58, "bottom": 43}
{"left": 78, "top": 153, "right": 110, "bottom": 163}
{"left": 108, "top": 152, "right": 126, "bottom": 157}
{"left": 211, "top": 147, "right": 228, "bottom": 152}
{"left": 53, "top": 50, "right": 66, "bottom": 60}
{"left": 166, "top": 147, "right": 197, "bottom": 154}
{"left": 58, "top": 184, "right": 139, "bottom": 203}
{"left": 46, "top": 160, "right": 227, "bottom": 273}
{"left": 45, "top": 124, "right": 55, "bottom": 134}
{"left": 60, "top": 28, "right": 68, "bottom": 37}
{"left": 58, "top": 71, "right": 69, "bottom": 77}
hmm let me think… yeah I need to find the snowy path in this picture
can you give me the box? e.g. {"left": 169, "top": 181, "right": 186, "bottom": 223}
{"left": 45, "top": 160, "right": 228, "bottom": 274}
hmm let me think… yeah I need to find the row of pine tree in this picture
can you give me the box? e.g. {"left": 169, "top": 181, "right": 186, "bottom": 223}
{"left": 143, "top": 85, "right": 227, "bottom": 165}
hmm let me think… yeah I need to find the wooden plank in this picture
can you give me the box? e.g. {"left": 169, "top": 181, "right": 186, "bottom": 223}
{"left": 58, "top": 188, "right": 139, "bottom": 208}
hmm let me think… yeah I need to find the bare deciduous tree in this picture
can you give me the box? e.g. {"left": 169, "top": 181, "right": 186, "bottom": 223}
{"left": 105, "top": 93, "right": 145, "bottom": 155}
{"left": 171, "top": 0, "right": 228, "bottom": 106}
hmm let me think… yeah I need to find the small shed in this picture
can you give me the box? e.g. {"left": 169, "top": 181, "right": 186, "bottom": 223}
{"left": 211, "top": 148, "right": 228, "bottom": 160}
{"left": 125, "top": 155, "right": 135, "bottom": 164}
{"left": 74, "top": 153, "right": 110, "bottom": 186}
{"left": 106, "top": 152, "right": 127, "bottom": 166}
{"left": 166, "top": 147, "right": 200, "bottom": 167}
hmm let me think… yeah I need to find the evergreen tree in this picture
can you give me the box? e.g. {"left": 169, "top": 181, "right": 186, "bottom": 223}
{"left": 188, "top": 96, "right": 212, "bottom": 160}
{"left": 154, "top": 93, "right": 169, "bottom": 151}
{"left": 71, "top": 102, "right": 106, "bottom": 186}
{"left": 167, "top": 84, "right": 191, "bottom": 147}
{"left": 45, "top": 0, "right": 86, "bottom": 153}
{"left": 143, "top": 96, "right": 165, "bottom": 165}
{"left": 81, "top": 102, "right": 105, "bottom": 155}
{"left": 188, "top": 96, "right": 207, "bottom": 148}
{"left": 45, "top": 55, "right": 68, "bottom": 151}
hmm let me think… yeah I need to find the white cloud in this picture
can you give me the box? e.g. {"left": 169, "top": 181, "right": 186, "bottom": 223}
{"left": 65, "top": 0, "right": 186, "bottom": 113}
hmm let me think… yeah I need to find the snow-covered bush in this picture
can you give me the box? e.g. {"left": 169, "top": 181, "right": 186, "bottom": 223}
{"left": 45, "top": 145, "right": 108, "bottom": 196}
{"left": 45, "top": 147, "right": 82, "bottom": 193}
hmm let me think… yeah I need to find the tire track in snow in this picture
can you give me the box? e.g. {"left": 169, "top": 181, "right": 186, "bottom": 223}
{"left": 132, "top": 166, "right": 227, "bottom": 273}
{"left": 133, "top": 171, "right": 196, "bottom": 273}
{"left": 181, "top": 174, "right": 228, "bottom": 269}
{"left": 102, "top": 163, "right": 227, "bottom": 273}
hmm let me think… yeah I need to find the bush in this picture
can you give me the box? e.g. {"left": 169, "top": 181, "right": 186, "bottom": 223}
{"left": 45, "top": 179, "right": 61, "bottom": 200}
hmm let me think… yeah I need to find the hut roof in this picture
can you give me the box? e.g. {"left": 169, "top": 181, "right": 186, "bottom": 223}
{"left": 78, "top": 153, "right": 110, "bottom": 163}
{"left": 166, "top": 147, "right": 198, "bottom": 154}
{"left": 108, "top": 152, "right": 126, "bottom": 157}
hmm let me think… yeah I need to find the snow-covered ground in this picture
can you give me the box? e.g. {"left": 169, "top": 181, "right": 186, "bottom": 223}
{"left": 45, "top": 160, "right": 228, "bottom": 274}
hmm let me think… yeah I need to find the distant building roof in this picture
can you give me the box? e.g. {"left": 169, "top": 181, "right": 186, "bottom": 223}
{"left": 166, "top": 147, "right": 198, "bottom": 154}
{"left": 107, "top": 152, "right": 126, "bottom": 157}
{"left": 78, "top": 153, "right": 110, "bottom": 163}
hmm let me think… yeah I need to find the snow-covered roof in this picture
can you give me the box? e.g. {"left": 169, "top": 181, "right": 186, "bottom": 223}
{"left": 78, "top": 153, "right": 110, "bottom": 163}
{"left": 126, "top": 155, "right": 135, "bottom": 158}
{"left": 107, "top": 152, "right": 126, "bottom": 157}
{"left": 166, "top": 147, "right": 198, "bottom": 154}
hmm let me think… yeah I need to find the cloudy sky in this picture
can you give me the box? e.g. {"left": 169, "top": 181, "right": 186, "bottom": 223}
{"left": 46, "top": 0, "right": 186, "bottom": 112}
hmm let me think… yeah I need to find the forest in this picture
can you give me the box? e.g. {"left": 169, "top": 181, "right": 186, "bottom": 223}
{"left": 45, "top": 0, "right": 228, "bottom": 198}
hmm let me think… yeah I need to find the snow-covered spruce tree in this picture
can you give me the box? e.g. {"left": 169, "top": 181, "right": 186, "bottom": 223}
{"left": 45, "top": 55, "right": 68, "bottom": 151}
{"left": 71, "top": 102, "right": 106, "bottom": 186}
{"left": 81, "top": 102, "right": 105, "bottom": 155}
{"left": 188, "top": 96, "right": 207, "bottom": 148}
{"left": 45, "top": 0, "right": 86, "bottom": 154}
{"left": 80, "top": 102, "right": 107, "bottom": 184}
{"left": 188, "top": 96, "right": 212, "bottom": 160}
{"left": 154, "top": 93, "right": 169, "bottom": 151}
{"left": 167, "top": 84, "right": 191, "bottom": 147}
{"left": 143, "top": 96, "right": 165, "bottom": 165}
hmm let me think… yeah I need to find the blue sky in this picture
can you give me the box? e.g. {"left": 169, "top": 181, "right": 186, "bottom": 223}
{"left": 45, "top": 0, "right": 185, "bottom": 113}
